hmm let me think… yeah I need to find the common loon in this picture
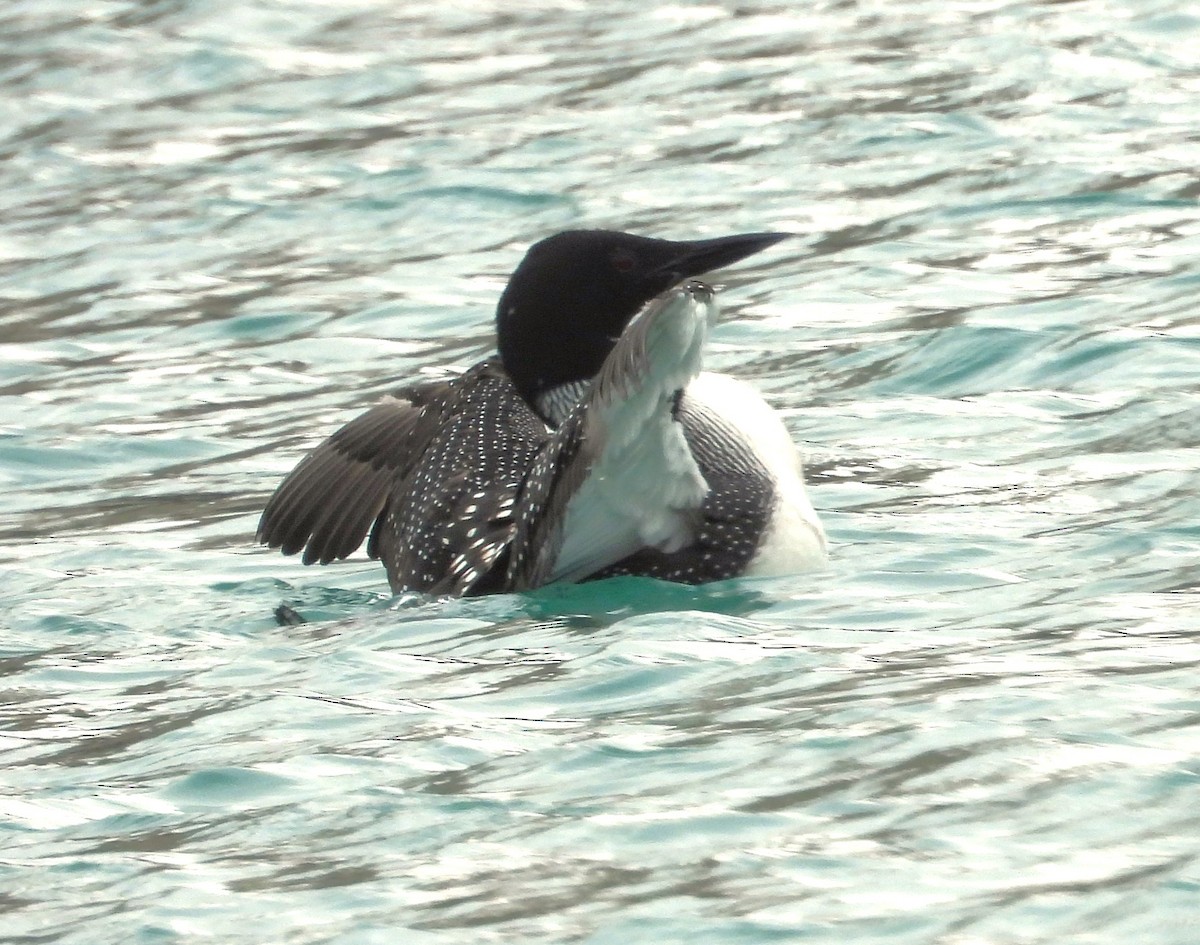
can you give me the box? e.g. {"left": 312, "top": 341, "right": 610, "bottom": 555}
{"left": 257, "top": 229, "right": 826, "bottom": 596}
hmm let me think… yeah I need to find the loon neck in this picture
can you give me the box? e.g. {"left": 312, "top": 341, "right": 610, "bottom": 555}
{"left": 533, "top": 379, "right": 592, "bottom": 427}
{"left": 497, "top": 313, "right": 620, "bottom": 414}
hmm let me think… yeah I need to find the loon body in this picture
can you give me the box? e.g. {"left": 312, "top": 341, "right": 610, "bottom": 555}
{"left": 257, "top": 230, "right": 825, "bottom": 596}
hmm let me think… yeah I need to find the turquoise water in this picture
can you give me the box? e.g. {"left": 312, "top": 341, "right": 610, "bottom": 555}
{"left": 3, "top": 1, "right": 1199, "bottom": 942}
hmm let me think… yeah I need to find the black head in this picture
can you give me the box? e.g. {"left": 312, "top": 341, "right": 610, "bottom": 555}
{"left": 495, "top": 229, "right": 789, "bottom": 409}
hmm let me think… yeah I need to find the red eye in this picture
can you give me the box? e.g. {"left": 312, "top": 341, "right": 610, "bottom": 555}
{"left": 610, "top": 249, "right": 636, "bottom": 272}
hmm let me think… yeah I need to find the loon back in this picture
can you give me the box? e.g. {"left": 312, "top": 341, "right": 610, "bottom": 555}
{"left": 256, "top": 359, "right": 546, "bottom": 595}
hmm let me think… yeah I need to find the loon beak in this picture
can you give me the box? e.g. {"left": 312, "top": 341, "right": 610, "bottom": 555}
{"left": 648, "top": 231, "right": 790, "bottom": 285}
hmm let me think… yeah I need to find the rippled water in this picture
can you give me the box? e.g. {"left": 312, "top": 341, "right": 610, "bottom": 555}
{"left": 3, "top": 1, "right": 1199, "bottom": 942}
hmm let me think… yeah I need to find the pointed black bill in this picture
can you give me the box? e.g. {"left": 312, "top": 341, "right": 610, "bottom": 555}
{"left": 649, "top": 231, "right": 790, "bottom": 283}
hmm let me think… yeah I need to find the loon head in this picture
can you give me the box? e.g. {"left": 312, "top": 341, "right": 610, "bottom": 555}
{"left": 495, "top": 229, "right": 789, "bottom": 409}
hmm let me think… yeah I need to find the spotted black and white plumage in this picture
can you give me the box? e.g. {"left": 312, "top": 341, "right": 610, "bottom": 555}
{"left": 373, "top": 362, "right": 549, "bottom": 595}
{"left": 534, "top": 380, "right": 590, "bottom": 426}
{"left": 258, "top": 228, "right": 826, "bottom": 597}
{"left": 258, "top": 359, "right": 550, "bottom": 595}
{"left": 592, "top": 392, "right": 775, "bottom": 583}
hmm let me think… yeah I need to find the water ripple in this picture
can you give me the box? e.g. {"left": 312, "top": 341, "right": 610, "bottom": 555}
{"left": 3, "top": 0, "right": 1199, "bottom": 943}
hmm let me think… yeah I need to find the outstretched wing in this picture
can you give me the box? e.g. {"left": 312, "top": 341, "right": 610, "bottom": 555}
{"left": 256, "top": 380, "right": 446, "bottom": 566}
{"left": 258, "top": 359, "right": 551, "bottom": 597}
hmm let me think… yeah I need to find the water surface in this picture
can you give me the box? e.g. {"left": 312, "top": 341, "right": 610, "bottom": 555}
{"left": 2, "top": 1, "right": 1198, "bottom": 942}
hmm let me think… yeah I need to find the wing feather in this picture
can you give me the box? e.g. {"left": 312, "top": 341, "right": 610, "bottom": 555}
{"left": 257, "top": 391, "right": 430, "bottom": 565}
{"left": 508, "top": 284, "right": 715, "bottom": 588}
{"left": 259, "top": 359, "right": 550, "bottom": 596}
